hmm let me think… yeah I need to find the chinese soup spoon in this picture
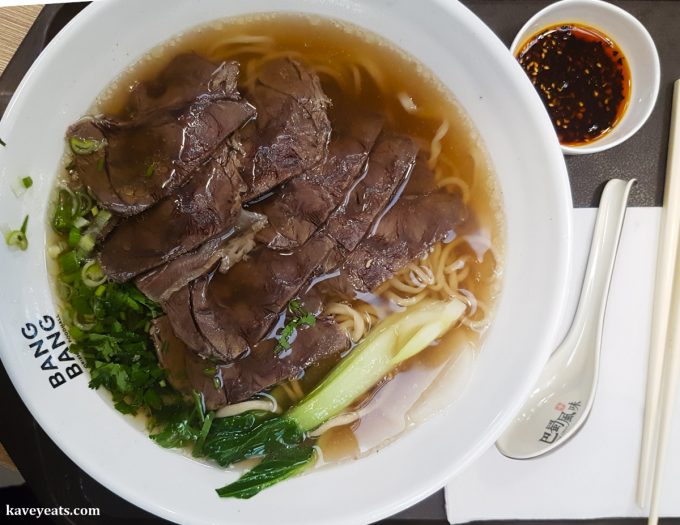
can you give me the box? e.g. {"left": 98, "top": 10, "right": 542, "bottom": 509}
{"left": 496, "top": 178, "right": 635, "bottom": 459}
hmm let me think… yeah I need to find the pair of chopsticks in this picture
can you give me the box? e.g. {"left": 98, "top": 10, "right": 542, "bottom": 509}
{"left": 637, "top": 79, "right": 680, "bottom": 524}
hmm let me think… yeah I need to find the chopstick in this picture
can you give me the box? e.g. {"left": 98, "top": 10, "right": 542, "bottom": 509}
{"left": 637, "top": 78, "right": 680, "bottom": 515}
{"left": 648, "top": 239, "right": 680, "bottom": 524}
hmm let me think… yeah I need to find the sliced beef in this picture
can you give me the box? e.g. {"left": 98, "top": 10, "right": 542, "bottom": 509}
{"left": 340, "top": 191, "right": 467, "bottom": 293}
{"left": 67, "top": 120, "right": 118, "bottom": 209}
{"left": 69, "top": 56, "right": 254, "bottom": 217}
{"left": 171, "top": 131, "right": 415, "bottom": 362}
{"left": 151, "top": 316, "right": 227, "bottom": 408}
{"left": 129, "top": 55, "right": 240, "bottom": 116}
{"left": 190, "top": 234, "right": 335, "bottom": 361}
{"left": 321, "top": 160, "right": 468, "bottom": 298}
{"left": 239, "top": 58, "right": 331, "bottom": 200}
{"left": 135, "top": 210, "right": 267, "bottom": 302}
{"left": 217, "top": 317, "right": 350, "bottom": 405}
{"left": 99, "top": 155, "right": 245, "bottom": 282}
{"left": 322, "top": 130, "right": 418, "bottom": 254}
{"left": 162, "top": 286, "right": 215, "bottom": 356}
{"left": 152, "top": 313, "right": 348, "bottom": 409}
{"left": 253, "top": 112, "right": 384, "bottom": 250}
{"left": 91, "top": 98, "right": 254, "bottom": 215}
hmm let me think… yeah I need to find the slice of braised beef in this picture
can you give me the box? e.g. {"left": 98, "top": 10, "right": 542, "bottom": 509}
{"left": 340, "top": 191, "right": 467, "bottom": 293}
{"left": 218, "top": 317, "right": 350, "bottom": 405}
{"left": 151, "top": 315, "right": 227, "bottom": 408}
{"left": 190, "top": 234, "right": 335, "bottom": 361}
{"left": 151, "top": 314, "right": 349, "bottom": 410}
{"left": 67, "top": 120, "right": 123, "bottom": 214}
{"left": 162, "top": 285, "right": 221, "bottom": 358}
{"left": 253, "top": 112, "right": 384, "bottom": 250}
{"left": 129, "top": 55, "right": 240, "bottom": 116}
{"left": 239, "top": 58, "right": 331, "bottom": 200}
{"left": 320, "top": 159, "right": 468, "bottom": 298}
{"left": 69, "top": 57, "right": 254, "bottom": 217}
{"left": 90, "top": 98, "right": 254, "bottom": 215}
{"left": 99, "top": 155, "right": 245, "bottom": 282}
{"left": 322, "top": 130, "right": 418, "bottom": 254}
{"left": 135, "top": 210, "right": 267, "bottom": 302}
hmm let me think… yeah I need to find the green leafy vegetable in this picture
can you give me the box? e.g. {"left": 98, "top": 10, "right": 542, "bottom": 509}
{"left": 150, "top": 405, "right": 201, "bottom": 448}
{"left": 216, "top": 446, "right": 316, "bottom": 499}
{"left": 5, "top": 215, "right": 29, "bottom": 251}
{"left": 275, "top": 299, "right": 316, "bottom": 353}
{"left": 69, "top": 136, "right": 105, "bottom": 155}
{"left": 287, "top": 298, "right": 466, "bottom": 432}
{"left": 21, "top": 177, "right": 33, "bottom": 189}
{"left": 211, "top": 298, "right": 465, "bottom": 498}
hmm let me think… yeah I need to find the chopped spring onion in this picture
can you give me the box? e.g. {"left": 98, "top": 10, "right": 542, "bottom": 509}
{"left": 78, "top": 233, "right": 96, "bottom": 253}
{"left": 47, "top": 244, "right": 64, "bottom": 259}
{"left": 96, "top": 158, "right": 105, "bottom": 172}
{"left": 80, "top": 210, "right": 112, "bottom": 246}
{"left": 52, "top": 188, "right": 76, "bottom": 233}
{"left": 77, "top": 192, "right": 92, "bottom": 215}
{"left": 68, "top": 227, "right": 81, "bottom": 248}
{"left": 58, "top": 250, "right": 80, "bottom": 274}
{"left": 56, "top": 281, "right": 73, "bottom": 301}
{"left": 0, "top": 137, "right": 5, "bottom": 147}
{"left": 73, "top": 216, "right": 90, "bottom": 229}
{"left": 11, "top": 176, "right": 33, "bottom": 197}
{"left": 145, "top": 162, "right": 158, "bottom": 178}
{"left": 81, "top": 260, "right": 107, "bottom": 288}
{"left": 5, "top": 215, "right": 29, "bottom": 251}
{"left": 72, "top": 313, "right": 95, "bottom": 332}
{"left": 69, "top": 136, "right": 105, "bottom": 155}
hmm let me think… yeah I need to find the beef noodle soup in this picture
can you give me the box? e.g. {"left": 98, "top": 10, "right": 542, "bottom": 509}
{"left": 48, "top": 14, "right": 503, "bottom": 496}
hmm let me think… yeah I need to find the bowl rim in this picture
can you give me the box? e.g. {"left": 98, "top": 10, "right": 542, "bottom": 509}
{"left": 509, "top": 0, "right": 660, "bottom": 156}
{"left": 0, "top": 0, "right": 573, "bottom": 523}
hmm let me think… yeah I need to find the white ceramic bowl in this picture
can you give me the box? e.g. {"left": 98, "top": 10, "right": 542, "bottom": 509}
{"left": 510, "top": 0, "right": 660, "bottom": 155}
{"left": 0, "top": 1, "right": 571, "bottom": 524}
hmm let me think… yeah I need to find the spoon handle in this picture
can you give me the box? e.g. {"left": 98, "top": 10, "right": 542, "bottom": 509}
{"left": 568, "top": 178, "right": 636, "bottom": 347}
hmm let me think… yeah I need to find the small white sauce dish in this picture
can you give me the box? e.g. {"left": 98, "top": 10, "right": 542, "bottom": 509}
{"left": 510, "top": 0, "right": 660, "bottom": 155}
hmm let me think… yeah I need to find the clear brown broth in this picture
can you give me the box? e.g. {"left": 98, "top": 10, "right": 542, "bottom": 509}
{"left": 91, "top": 14, "right": 504, "bottom": 463}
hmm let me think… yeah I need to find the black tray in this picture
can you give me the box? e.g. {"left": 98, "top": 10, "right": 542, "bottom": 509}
{"left": 0, "top": 1, "right": 677, "bottom": 524}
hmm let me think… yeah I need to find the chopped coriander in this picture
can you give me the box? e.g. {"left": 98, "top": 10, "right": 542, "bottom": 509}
{"left": 21, "top": 176, "right": 33, "bottom": 189}
{"left": 275, "top": 299, "right": 317, "bottom": 354}
{"left": 5, "top": 215, "right": 29, "bottom": 251}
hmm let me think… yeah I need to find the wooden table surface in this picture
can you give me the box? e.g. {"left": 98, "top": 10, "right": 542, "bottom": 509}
{"left": 0, "top": 5, "right": 42, "bottom": 76}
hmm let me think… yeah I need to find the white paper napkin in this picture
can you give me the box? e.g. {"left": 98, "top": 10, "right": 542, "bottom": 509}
{"left": 446, "top": 207, "right": 680, "bottom": 522}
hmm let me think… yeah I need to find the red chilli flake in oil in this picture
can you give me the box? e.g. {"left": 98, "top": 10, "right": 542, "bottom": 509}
{"left": 516, "top": 23, "right": 631, "bottom": 146}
